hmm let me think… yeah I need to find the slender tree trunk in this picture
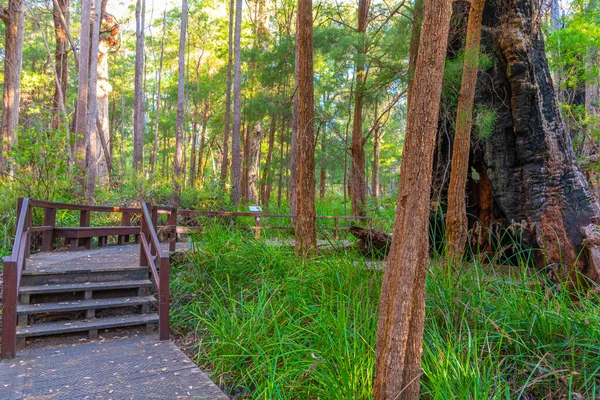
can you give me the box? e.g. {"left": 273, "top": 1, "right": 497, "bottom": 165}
{"left": 197, "top": 97, "right": 210, "bottom": 186}
{"left": 96, "top": 8, "right": 118, "bottom": 183}
{"left": 372, "top": 130, "right": 380, "bottom": 200}
{"left": 445, "top": 0, "right": 485, "bottom": 261}
{"left": 151, "top": 8, "right": 166, "bottom": 176}
{"left": 230, "top": 0, "right": 243, "bottom": 206}
{"left": 51, "top": 0, "right": 69, "bottom": 132}
{"left": 373, "top": 0, "right": 452, "bottom": 398}
{"left": 85, "top": 0, "right": 102, "bottom": 201}
{"left": 74, "top": 0, "right": 92, "bottom": 189}
{"left": 242, "top": 123, "right": 250, "bottom": 201}
{"left": 247, "top": 122, "right": 263, "bottom": 202}
{"left": 277, "top": 115, "right": 286, "bottom": 209}
{"left": 289, "top": 22, "right": 300, "bottom": 215}
{"left": 350, "top": 0, "right": 370, "bottom": 217}
{"left": 319, "top": 132, "right": 326, "bottom": 199}
{"left": 262, "top": 116, "right": 276, "bottom": 209}
{"left": 133, "top": 0, "right": 145, "bottom": 171}
{"left": 190, "top": 101, "right": 199, "bottom": 187}
{"left": 295, "top": 0, "right": 316, "bottom": 256}
{"left": 220, "top": 0, "right": 234, "bottom": 185}
{"left": 0, "top": 0, "right": 24, "bottom": 175}
{"left": 173, "top": 0, "right": 188, "bottom": 208}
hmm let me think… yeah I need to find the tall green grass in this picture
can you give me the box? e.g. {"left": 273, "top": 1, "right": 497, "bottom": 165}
{"left": 170, "top": 227, "right": 600, "bottom": 399}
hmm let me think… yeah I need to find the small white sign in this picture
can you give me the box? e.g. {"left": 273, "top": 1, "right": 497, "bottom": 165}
{"left": 249, "top": 206, "right": 262, "bottom": 213}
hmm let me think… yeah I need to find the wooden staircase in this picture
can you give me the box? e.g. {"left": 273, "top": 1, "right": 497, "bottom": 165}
{"left": 1, "top": 199, "right": 177, "bottom": 359}
{"left": 16, "top": 262, "right": 158, "bottom": 343}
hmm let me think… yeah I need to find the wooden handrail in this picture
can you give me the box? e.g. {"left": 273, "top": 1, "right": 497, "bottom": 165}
{"left": 2, "top": 198, "right": 31, "bottom": 359}
{"left": 140, "top": 202, "right": 170, "bottom": 341}
{"left": 29, "top": 199, "right": 140, "bottom": 213}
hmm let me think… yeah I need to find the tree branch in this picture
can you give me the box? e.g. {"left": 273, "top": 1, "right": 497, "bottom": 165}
{"left": 0, "top": 6, "right": 8, "bottom": 24}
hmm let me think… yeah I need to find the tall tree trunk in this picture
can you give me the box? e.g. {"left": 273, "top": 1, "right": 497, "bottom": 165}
{"left": 277, "top": 115, "right": 286, "bottom": 209}
{"left": 295, "top": 0, "right": 316, "bottom": 256}
{"left": 230, "top": 0, "right": 243, "bottom": 206}
{"left": 51, "top": 0, "right": 69, "bottom": 132}
{"left": 247, "top": 122, "right": 263, "bottom": 202}
{"left": 262, "top": 116, "right": 276, "bottom": 209}
{"left": 190, "top": 101, "right": 199, "bottom": 187}
{"left": 0, "top": 0, "right": 24, "bottom": 176}
{"left": 221, "top": 0, "right": 235, "bottom": 185}
{"left": 151, "top": 8, "right": 166, "bottom": 176}
{"left": 445, "top": 0, "right": 484, "bottom": 261}
{"left": 242, "top": 123, "right": 250, "bottom": 201}
{"left": 96, "top": 7, "right": 118, "bottom": 184}
{"left": 197, "top": 97, "right": 210, "bottom": 186}
{"left": 85, "top": 0, "right": 102, "bottom": 201}
{"left": 319, "top": 133, "right": 326, "bottom": 199}
{"left": 173, "top": 0, "right": 188, "bottom": 208}
{"left": 74, "top": 0, "right": 92, "bottom": 189}
{"left": 373, "top": 0, "right": 452, "bottom": 398}
{"left": 133, "top": 0, "right": 145, "bottom": 171}
{"left": 350, "top": 0, "right": 370, "bottom": 217}
{"left": 372, "top": 129, "right": 380, "bottom": 200}
{"left": 289, "top": 22, "right": 299, "bottom": 215}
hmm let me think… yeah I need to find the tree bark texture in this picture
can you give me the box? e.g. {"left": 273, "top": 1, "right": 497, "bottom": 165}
{"left": 85, "top": 0, "right": 102, "bottom": 201}
{"left": 373, "top": 0, "right": 452, "bottom": 398}
{"left": 435, "top": 0, "right": 600, "bottom": 282}
{"left": 230, "top": 0, "right": 243, "bottom": 206}
{"left": 96, "top": 9, "right": 119, "bottom": 184}
{"left": 173, "top": 0, "right": 188, "bottom": 208}
{"left": 289, "top": 19, "right": 299, "bottom": 215}
{"left": 74, "top": 0, "right": 92, "bottom": 189}
{"left": 295, "top": 0, "right": 316, "bottom": 256}
{"left": 51, "top": 0, "right": 69, "bottom": 131}
{"left": 220, "top": 0, "right": 235, "bottom": 186}
{"left": 350, "top": 0, "right": 371, "bottom": 217}
{"left": 133, "top": 0, "right": 145, "bottom": 171}
{"left": 247, "top": 122, "right": 263, "bottom": 202}
{"left": 445, "top": 0, "right": 484, "bottom": 261}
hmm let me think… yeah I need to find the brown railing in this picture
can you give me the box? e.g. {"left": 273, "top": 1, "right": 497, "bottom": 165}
{"left": 177, "top": 210, "right": 372, "bottom": 239}
{"left": 2, "top": 198, "right": 31, "bottom": 359}
{"left": 139, "top": 203, "right": 173, "bottom": 340}
{"left": 1, "top": 198, "right": 142, "bottom": 359}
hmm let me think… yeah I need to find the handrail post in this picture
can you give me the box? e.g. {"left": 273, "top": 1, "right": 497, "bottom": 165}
{"left": 168, "top": 209, "right": 177, "bottom": 252}
{"left": 79, "top": 209, "right": 91, "bottom": 249}
{"left": 41, "top": 207, "right": 57, "bottom": 252}
{"left": 150, "top": 205, "right": 158, "bottom": 256}
{"left": 140, "top": 205, "right": 148, "bottom": 267}
{"left": 158, "top": 256, "right": 170, "bottom": 340}
{"left": 254, "top": 215, "right": 261, "bottom": 239}
{"left": 334, "top": 217, "right": 339, "bottom": 240}
{"left": 1, "top": 259, "right": 18, "bottom": 359}
{"left": 119, "top": 211, "right": 132, "bottom": 245}
{"left": 24, "top": 203, "right": 32, "bottom": 258}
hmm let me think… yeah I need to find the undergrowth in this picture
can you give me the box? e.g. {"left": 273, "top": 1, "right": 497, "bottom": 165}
{"left": 170, "top": 226, "right": 600, "bottom": 399}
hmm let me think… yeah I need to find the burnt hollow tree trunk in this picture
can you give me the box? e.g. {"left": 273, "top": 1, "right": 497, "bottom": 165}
{"left": 437, "top": 0, "right": 600, "bottom": 282}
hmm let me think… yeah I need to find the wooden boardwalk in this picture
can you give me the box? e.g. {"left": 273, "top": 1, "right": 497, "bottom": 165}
{"left": 0, "top": 334, "right": 228, "bottom": 399}
{"left": 1, "top": 243, "right": 227, "bottom": 399}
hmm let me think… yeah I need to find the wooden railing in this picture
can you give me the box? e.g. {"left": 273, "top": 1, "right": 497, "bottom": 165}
{"left": 1, "top": 198, "right": 142, "bottom": 359}
{"left": 139, "top": 203, "right": 174, "bottom": 340}
{"left": 177, "top": 210, "right": 372, "bottom": 239}
{"left": 1, "top": 198, "right": 31, "bottom": 359}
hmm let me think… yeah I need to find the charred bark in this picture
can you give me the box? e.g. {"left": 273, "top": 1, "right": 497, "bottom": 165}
{"left": 435, "top": 0, "right": 600, "bottom": 281}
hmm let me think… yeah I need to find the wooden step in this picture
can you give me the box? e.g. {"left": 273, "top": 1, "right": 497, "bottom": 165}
{"left": 16, "top": 314, "right": 159, "bottom": 338}
{"left": 21, "top": 266, "right": 149, "bottom": 286}
{"left": 20, "top": 280, "right": 154, "bottom": 295}
{"left": 17, "top": 296, "right": 156, "bottom": 315}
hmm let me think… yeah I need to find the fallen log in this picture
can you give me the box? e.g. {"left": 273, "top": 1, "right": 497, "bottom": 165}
{"left": 349, "top": 226, "right": 392, "bottom": 258}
